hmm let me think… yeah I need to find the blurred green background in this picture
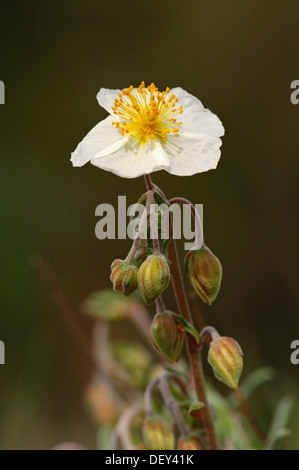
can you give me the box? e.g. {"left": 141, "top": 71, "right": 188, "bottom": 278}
{"left": 0, "top": 0, "right": 298, "bottom": 449}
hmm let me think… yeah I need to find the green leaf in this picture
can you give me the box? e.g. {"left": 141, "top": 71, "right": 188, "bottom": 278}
{"left": 161, "top": 237, "right": 172, "bottom": 256}
{"left": 172, "top": 314, "right": 200, "bottom": 342}
{"left": 82, "top": 289, "right": 139, "bottom": 321}
{"left": 137, "top": 193, "right": 147, "bottom": 205}
{"left": 154, "top": 191, "right": 170, "bottom": 207}
{"left": 163, "top": 366, "right": 189, "bottom": 379}
{"left": 238, "top": 367, "right": 276, "bottom": 400}
{"left": 188, "top": 400, "right": 205, "bottom": 414}
{"left": 96, "top": 425, "right": 112, "bottom": 450}
{"left": 267, "top": 396, "right": 293, "bottom": 445}
{"left": 266, "top": 428, "right": 291, "bottom": 450}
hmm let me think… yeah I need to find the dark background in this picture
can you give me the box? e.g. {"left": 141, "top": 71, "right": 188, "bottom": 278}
{"left": 0, "top": 0, "right": 298, "bottom": 449}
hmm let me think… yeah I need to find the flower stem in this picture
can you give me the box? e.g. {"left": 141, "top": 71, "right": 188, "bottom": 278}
{"left": 149, "top": 205, "right": 161, "bottom": 254}
{"left": 145, "top": 173, "right": 154, "bottom": 190}
{"left": 169, "top": 197, "right": 204, "bottom": 249}
{"left": 125, "top": 233, "right": 140, "bottom": 261}
{"left": 144, "top": 174, "right": 218, "bottom": 450}
{"left": 167, "top": 236, "right": 218, "bottom": 449}
{"left": 144, "top": 372, "right": 189, "bottom": 433}
{"left": 200, "top": 326, "right": 221, "bottom": 342}
{"left": 111, "top": 405, "right": 143, "bottom": 450}
{"left": 144, "top": 376, "right": 160, "bottom": 417}
{"left": 159, "top": 374, "right": 189, "bottom": 435}
{"left": 234, "top": 388, "right": 266, "bottom": 445}
{"left": 156, "top": 296, "right": 166, "bottom": 313}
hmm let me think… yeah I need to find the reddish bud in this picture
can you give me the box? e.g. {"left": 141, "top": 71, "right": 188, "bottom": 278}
{"left": 137, "top": 254, "right": 170, "bottom": 305}
{"left": 143, "top": 416, "right": 175, "bottom": 450}
{"left": 110, "top": 259, "right": 138, "bottom": 297}
{"left": 185, "top": 245, "right": 222, "bottom": 305}
{"left": 208, "top": 336, "right": 243, "bottom": 389}
{"left": 177, "top": 435, "right": 203, "bottom": 450}
{"left": 150, "top": 311, "right": 185, "bottom": 363}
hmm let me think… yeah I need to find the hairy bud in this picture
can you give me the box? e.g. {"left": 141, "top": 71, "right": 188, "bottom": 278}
{"left": 110, "top": 259, "right": 138, "bottom": 297}
{"left": 208, "top": 336, "right": 243, "bottom": 389}
{"left": 137, "top": 254, "right": 170, "bottom": 305}
{"left": 143, "top": 416, "right": 175, "bottom": 450}
{"left": 177, "top": 435, "right": 203, "bottom": 450}
{"left": 150, "top": 311, "right": 185, "bottom": 363}
{"left": 184, "top": 245, "right": 222, "bottom": 305}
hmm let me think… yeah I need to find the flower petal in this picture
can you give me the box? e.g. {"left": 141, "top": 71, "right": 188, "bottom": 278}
{"left": 71, "top": 116, "right": 125, "bottom": 167}
{"left": 96, "top": 88, "right": 121, "bottom": 114}
{"left": 170, "top": 87, "right": 224, "bottom": 138}
{"left": 90, "top": 139, "right": 170, "bottom": 178}
{"left": 163, "top": 132, "right": 222, "bottom": 176}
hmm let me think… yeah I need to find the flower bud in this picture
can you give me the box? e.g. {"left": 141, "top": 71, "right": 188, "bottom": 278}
{"left": 110, "top": 259, "right": 138, "bottom": 297}
{"left": 137, "top": 254, "right": 170, "bottom": 305}
{"left": 177, "top": 435, "right": 203, "bottom": 450}
{"left": 82, "top": 289, "right": 141, "bottom": 322}
{"left": 208, "top": 336, "right": 243, "bottom": 389}
{"left": 84, "top": 379, "right": 124, "bottom": 425}
{"left": 150, "top": 311, "right": 185, "bottom": 363}
{"left": 112, "top": 341, "right": 152, "bottom": 388}
{"left": 184, "top": 245, "right": 222, "bottom": 305}
{"left": 143, "top": 416, "right": 175, "bottom": 450}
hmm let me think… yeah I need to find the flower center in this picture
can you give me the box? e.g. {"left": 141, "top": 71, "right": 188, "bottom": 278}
{"left": 112, "top": 82, "right": 183, "bottom": 144}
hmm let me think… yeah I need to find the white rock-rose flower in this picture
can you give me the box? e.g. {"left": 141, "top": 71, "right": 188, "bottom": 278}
{"left": 71, "top": 82, "right": 224, "bottom": 178}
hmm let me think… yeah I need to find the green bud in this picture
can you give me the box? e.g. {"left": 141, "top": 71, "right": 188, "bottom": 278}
{"left": 110, "top": 259, "right": 138, "bottom": 297}
{"left": 82, "top": 289, "right": 140, "bottom": 322}
{"left": 184, "top": 245, "right": 222, "bottom": 305}
{"left": 143, "top": 416, "right": 175, "bottom": 450}
{"left": 150, "top": 311, "right": 185, "bottom": 363}
{"left": 208, "top": 336, "right": 243, "bottom": 389}
{"left": 177, "top": 435, "right": 203, "bottom": 450}
{"left": 112, "top": 341, "right": 152, "bottom": 388}
{"left": 137, "top": 254, "right": 170, "bottom": 305}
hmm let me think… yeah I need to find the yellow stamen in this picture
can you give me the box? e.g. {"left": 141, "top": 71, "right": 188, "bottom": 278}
{"left": 112, "top": 82, "right": 183, "bottom": 144}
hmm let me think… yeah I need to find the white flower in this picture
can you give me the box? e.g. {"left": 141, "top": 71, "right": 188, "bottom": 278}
{"left": 71, "top": 82, "right": 224, "bottom": 178}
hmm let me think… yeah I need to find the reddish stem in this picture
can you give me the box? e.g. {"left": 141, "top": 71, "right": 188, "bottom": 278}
{"left": 167, "top": 235, "right": 218, "bottom": 450}
{"left": 144, "top": 175, "right": 218, "bottom": 450}
{"left": 234, "top": 388, "right": 266, "bottom": 444}
{"left": 144, "top": 174, "right": 154, "bottom": 190}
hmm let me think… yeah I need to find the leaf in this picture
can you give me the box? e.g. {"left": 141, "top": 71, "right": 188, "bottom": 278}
{"left": 264, "top": 396, "right": 293, "bottom": 449}
{"left": 82, "top": 289, "right": 139, "bottom": 321}
{"left": 239, "top": 367, "right": 276, "bottom": 400}
{"left": 137, "top": 193, "right": 147, "bottom": 205}
{"left": 96, "top": 425, "right": 112, "bottom": 450}
{"left": 154, "top": 191, "right": 170, "bottom": 207}
{"left": 265, "top": 428, "right": 291, "bottom": 450}
{"left": 188, "top": 400, "right": 205, "bottom": 414}
{"left": 163, "top": 366, "right": 189, "bottom": 379}
{"left": 267, "top": 396, "right": 293, "bottom": 440}
{"left": 161, "top": 237, "right": 172, "bottom": 256}
{"left": 172, "top": 314, "right": 200, "bottom": 342}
